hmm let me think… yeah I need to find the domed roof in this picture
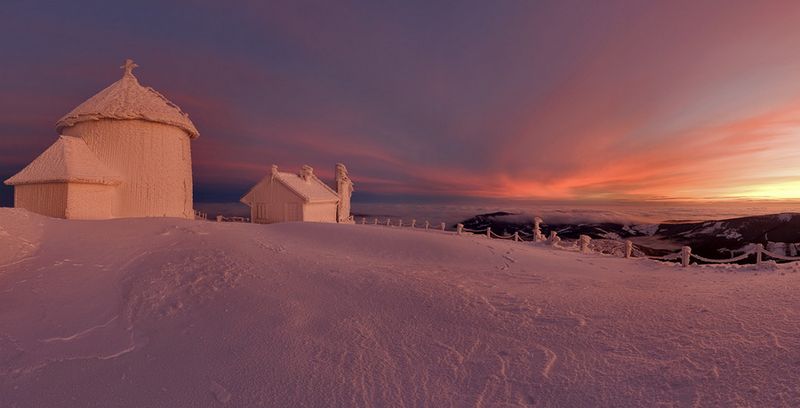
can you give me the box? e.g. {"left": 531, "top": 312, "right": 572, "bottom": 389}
{"left": 55, "top": 60, "right": 199, "bottom": 138}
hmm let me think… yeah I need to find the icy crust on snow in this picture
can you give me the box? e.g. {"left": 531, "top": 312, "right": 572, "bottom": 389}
{"left": 0, "top": 209, "right": 44, "bottom": 268}
{"left": 55, "top": 72, "right": 199, "bottom": 138}
{"left": 0, "top": 209, "right": 799, "bottom": 407}
{"left": 3, "top": 136, "right": 122, "bottom": 186}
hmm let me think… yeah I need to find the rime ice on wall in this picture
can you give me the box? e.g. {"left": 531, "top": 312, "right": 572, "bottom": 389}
{"left": 62, "top": 120, "right": 193, "bottom": 218}
{"left": 13, "top": 183, "right": 69, "bottom": 219}
{"left": 4, "top": 60, "right": 198, "bottom": 219}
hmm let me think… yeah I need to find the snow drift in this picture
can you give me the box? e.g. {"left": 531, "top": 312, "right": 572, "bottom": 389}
{"left": 1, "top": 209, "right": 799, "bottom": 407}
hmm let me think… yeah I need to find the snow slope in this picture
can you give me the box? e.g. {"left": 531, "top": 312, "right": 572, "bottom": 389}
{"left": 1, "top": 209, "right": 799, "bottom": 407}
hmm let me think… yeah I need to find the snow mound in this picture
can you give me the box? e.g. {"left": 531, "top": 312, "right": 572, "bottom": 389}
{"left": 1, "top": 209, "right": 798, "bottom": 407}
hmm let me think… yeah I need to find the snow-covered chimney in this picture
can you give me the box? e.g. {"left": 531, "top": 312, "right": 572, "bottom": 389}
{"left": 336, "top": 163, "right": 354, "bottom": 223}
{"left": 300, "top": 165, "right": 314, "bottom": 181}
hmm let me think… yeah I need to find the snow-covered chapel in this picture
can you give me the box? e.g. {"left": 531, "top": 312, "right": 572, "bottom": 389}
{"left": 240, "top": 163, "right": 354, "bottom": 224}
{"left": 4, "top": 60, "right": 198, "bottom": 219}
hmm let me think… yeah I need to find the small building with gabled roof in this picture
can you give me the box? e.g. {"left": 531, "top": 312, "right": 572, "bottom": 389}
{"left": 5, "top": 136, "right": 122, "bottom": 219}
{"left": 240, "top": 164, "right": 353, "bottom": 224}
{"left": 4, "top": 59, "right": 199, "bottom": 219}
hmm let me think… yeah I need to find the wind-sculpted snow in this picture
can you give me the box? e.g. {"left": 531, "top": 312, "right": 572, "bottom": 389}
{"left": 0, "top": 209, "right": 799, "bottom": 407}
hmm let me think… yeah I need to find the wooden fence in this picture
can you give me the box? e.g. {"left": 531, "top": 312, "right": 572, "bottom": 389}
{"left": 358, "top": 217, "right": 800, "bottom": 267}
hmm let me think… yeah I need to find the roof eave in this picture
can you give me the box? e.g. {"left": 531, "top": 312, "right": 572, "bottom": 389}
{"left": 307, "top": 199, "right": 340, "bottom": 204}
{"left": 55, "top": 116, "right": 199, "bottom": 139}
{"left": 4, "top": 178, "right": 122, "bottom": 186}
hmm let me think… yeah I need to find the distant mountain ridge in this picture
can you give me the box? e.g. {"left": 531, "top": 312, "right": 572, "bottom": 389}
{"left": 459, "top": 212, "right": 800, "bottom": 259}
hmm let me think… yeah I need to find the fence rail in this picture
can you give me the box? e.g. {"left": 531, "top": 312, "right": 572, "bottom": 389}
{"left": 357, "top": 217, "right": 800, "bottom": 268}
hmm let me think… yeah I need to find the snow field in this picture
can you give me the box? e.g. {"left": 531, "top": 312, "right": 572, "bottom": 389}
{"left": 1, "top": 209, "right": 799, "bottom": 407}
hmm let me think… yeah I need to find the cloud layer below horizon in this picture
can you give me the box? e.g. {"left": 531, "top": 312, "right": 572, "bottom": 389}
{"left": 2, "top": 0, "right": 800, "bottom": 205}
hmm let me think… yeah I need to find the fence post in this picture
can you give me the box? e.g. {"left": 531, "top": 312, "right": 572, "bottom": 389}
{"left": 456, "top": 223, "right": 464, "bottom": 235}
{"left": 373, "top": 218, "right": 378, "bottom": 225}
{"left": 361, "top": 217, "right": 366, "bottom": 224}
{"left": 486, "top": 227, "right": 492, "bottom": 238}
{"left": 579, "top": 235, "right": 591, "bottom": 253}
{"left": 440, "top": 222, "right": 446, "bottom": 231}
{"left": 216, "top": 215, "right": 223, "bottom": 222}
{"left": 681, "top": 246, "right": 691, "bottom": 267}
{"left": 625, "top": 240, "right": 633, "bottom": 258}
{"left": 756, "top": 243, "right": 763, "bottom": 266}
{"left": 547, "top": 231, "right": 561, "bottom": 246}
{"left": 411, "top": 219, "right": 416, "bottom": 228}
{"left": 386, "top": 218, "right": 391, "bottom": 226}
{"left": 398, "top": 219, "right": 403, "bottom": 227}
{"left": 425, "top": 221, "right": 430, "bottom": 230}
{"left": 514, "top": 232, "right": 519, "bottom": 242}
{"left": 534, "top": 216, "right": 544, "bottom": 242}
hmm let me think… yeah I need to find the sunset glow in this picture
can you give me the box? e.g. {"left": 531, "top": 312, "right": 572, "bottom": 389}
{"left": 2, "top": 1, "right": 800, "bottom": 204}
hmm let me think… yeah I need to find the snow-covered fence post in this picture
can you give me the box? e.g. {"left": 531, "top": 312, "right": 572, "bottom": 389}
{"left": 579, "top": 235, "right": 591, "bottom": 253}
{"left": 398, "top": 219, "right": 403, "bottom": 227}
{"left": 425, "top": 221, "right": 430, "bottom": 230}
{"left": 756, "top": 243, "right": 764, "bottom": 266}
{"left": 361, "top": 217, "right": 366, "bottom": 224}
{"left": 681, "top": 246, "right": 691, "bottom": 267}
{"left": 548, "top": 230, "right": 560, "bottom": 245}
{"left": 457, "top": 223, "right": 464, "bottom": 235}
{"left": 534, "top": 217, "right": 545, "bottom": 242}
{"left": 411, "top": 219, "right": 416, "bottom": 228}
{"left": 216, "top": 215, "right": 223, "bottom": 222}
{"left": 386, "top": 218, "right": 391, "bottom": 226}
{"left": 440, "top": 222, "right": 446, "bottom": 231}
{"left": 373, "top": 218, "right": 378, "bottom": 225}
{"left": 625, "top": 240, "right": 633, "bottom": 258}
{"left": 486, "top": 227, "right": 492, "bottom": 238}
{"left": 514, "top": 232, "right": 519, "bottom": 242}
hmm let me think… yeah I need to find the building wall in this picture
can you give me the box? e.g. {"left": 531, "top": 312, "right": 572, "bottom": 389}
{"left": 62, "top": 120, "right": 193, "bottom": 219}
{"left": 303, "top": 202, "right": 338, "bottom": 223}
{"left": 14, "top": 183, "right": 68, "bottom": 218}
{"left": 247, "top": 178, "right": 340, "bottom": 224}
{"left": 65, "top": 183, "right": 116, "bottom": 220}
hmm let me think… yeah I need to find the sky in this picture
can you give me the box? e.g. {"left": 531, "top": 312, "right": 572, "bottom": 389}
{"left": 2, "top": 0, "right": 800, "bottom": 207}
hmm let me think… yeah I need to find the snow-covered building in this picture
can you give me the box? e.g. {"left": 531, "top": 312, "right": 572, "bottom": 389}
{"left": 4, "top": 60, "right": 199, "bottom": 219}
{"left": 240, "top": 164, "right": 354, "bottom": 224}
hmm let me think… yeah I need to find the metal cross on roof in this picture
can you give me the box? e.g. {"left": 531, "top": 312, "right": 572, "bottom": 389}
{"left": 121, "top": 59, "right": 139, "bottom": 76}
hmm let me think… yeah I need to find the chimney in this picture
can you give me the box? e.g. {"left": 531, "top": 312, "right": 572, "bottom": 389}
{"left": 335, "top": 163, "right": 353, "bottom": 223}
{"left": 335, "top": 163, "right": 348, "bottom": 183}
{"left": 300, "top": 165, "right": 314, "bottom": 181}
